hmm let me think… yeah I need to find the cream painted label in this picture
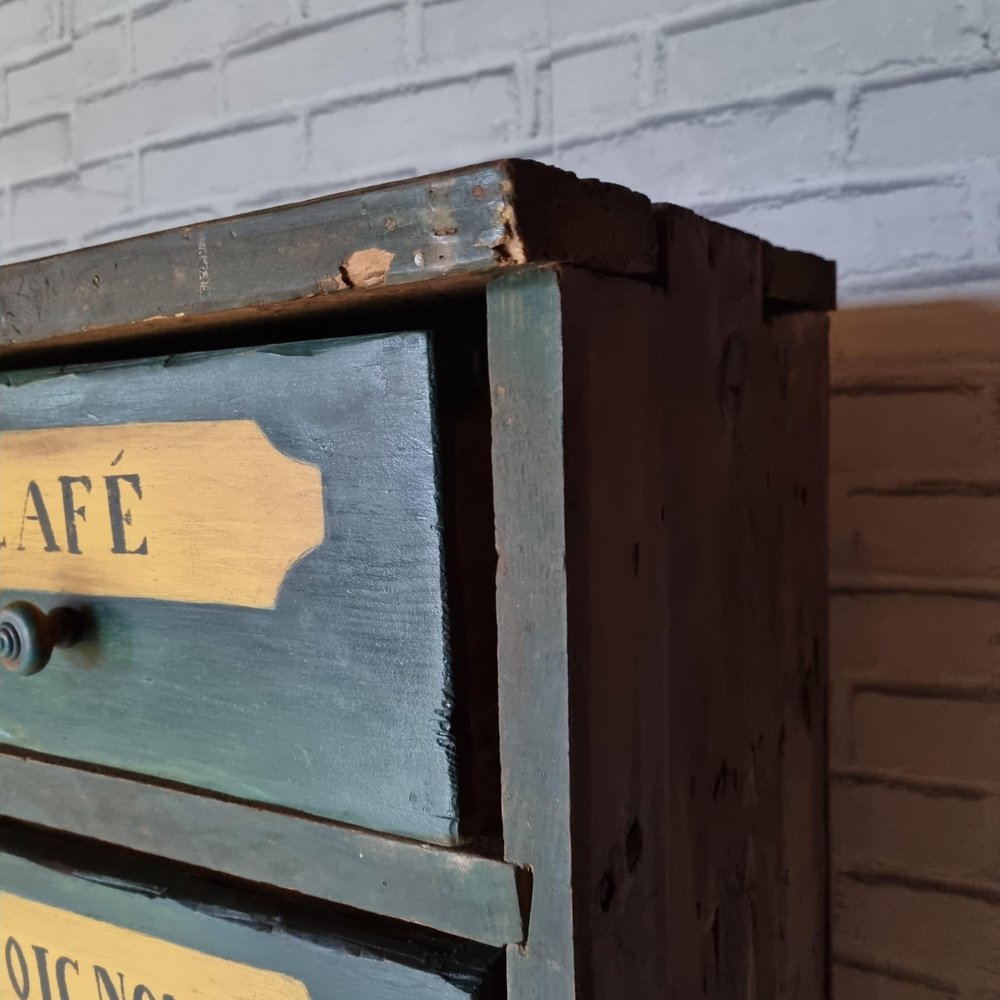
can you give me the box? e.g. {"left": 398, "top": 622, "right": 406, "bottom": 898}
{"left": 0, "top": 421, "right": 325, "bottom": 609}
{"left": 0, "top": 894, "right": 311, "bottom": 1000}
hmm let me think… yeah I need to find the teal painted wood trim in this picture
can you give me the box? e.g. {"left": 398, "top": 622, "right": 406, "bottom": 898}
{"left": 0, "top": 753, "right": 524, "bottom": 948}
{"left": 0, "top": 849, "right": 501, "bottom": 1000}
{"left": 487, "top": 269, "right": 575, "bottom": 999}
{"left": 0, "top": 160, "right": 656, "bottom": 355}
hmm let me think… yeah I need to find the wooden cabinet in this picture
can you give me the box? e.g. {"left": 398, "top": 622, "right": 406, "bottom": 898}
{"left": 0, "top": 160, "right": 834, "bottom": 999}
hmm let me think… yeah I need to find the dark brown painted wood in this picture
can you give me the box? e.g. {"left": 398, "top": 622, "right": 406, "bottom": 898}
{"left": 558, "top": 266, "right": 670, "bottom": 997}
{"left": 0, "top": 160, "right": 656, "bottom": 355}
{"left": 0, "top": 331, "right": 494, "bottom": 845}
{"left": 762, "top": 239, "right": 837, "bottom": 312}
{"left": 0, "top": 754, "right": 523, "bottom": 947}
{"left": 558, "top": 211, "right": 828, "bottom": 997}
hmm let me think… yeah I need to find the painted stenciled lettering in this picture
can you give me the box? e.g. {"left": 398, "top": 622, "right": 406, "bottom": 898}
{"left": 0, "top": 895, "right": 311, "bottom": 1000}
{"left": 2, "top": 934, "right": 175, "bottom": 1000}
{"left": 0, "top": 421, "right": 324, "bottom": 609}
{"left": 13, "top": 471, "right": 148, "bottom": 559}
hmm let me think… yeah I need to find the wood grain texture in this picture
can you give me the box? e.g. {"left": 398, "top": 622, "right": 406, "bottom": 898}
{"left": 558, "top": 266, "right": 669, "bottom": 997}
{"left": 0, "top": 754, "right": 523, "bottom": 947}
{"left": 0, "top": 848, "right": 503, "bottom": 1000}
{"left": 0, "top": 333, "right": 466, "bottom": 844}
{"left": 557, "top": 214, "right": 828, "bottom": 997}
{"left": 0, "top": 420, "right": 324, "bottom": 608}
{"left": 487, "top": 270, "right": 575, "bottom": 1000}
{"left": 0, "top": 160, "right": 656, "bottom": 355}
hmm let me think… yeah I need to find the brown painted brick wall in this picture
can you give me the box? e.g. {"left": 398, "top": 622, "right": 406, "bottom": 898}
{"left": 830, "top": 302, "right": 1000, "bottom": 1000}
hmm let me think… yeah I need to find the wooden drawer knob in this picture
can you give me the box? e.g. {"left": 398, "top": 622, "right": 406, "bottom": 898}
{"left": 0, "top": 602, "right": 82, "bottom": 676}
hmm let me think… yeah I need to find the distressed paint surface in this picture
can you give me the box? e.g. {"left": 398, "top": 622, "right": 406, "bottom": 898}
{"left": 0, "top": 332, "right": 464, "bottom": 844}
{"left": 0, "top": 161, "right": 657, "bottom": 357}
{"left": 0, "top": 850, "right": 501, "bottom": 1000}
{"left": 0, "top": 421, "right": 323, "bottom": 608}
{"left": 487, "top": 270, "right": 576, "bottom": 1000}
{"left": 0, "top": 755, "right": 524, "bottom": 948}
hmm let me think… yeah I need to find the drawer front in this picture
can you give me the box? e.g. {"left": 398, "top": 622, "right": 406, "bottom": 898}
{"left": 0, "top": 333, "right": 471, "bottom": 843}
{"left": 0, "top": 848, "right": 502, "bottom": 1000}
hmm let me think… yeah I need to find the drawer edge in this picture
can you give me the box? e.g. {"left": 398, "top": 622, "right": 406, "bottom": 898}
{"left": 0, "top": 753, "right": 526, "bottom": 948}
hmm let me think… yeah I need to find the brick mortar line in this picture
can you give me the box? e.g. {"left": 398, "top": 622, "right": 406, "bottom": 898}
{"left": 840, "top": 866, "right": 1000, "bottom": 905}
{"left": 554, "top": 80, "right": 839, "bottom": 154}
{"left": 842, "top": 261, "right": 1000, "bottom": 295}
{"left": 850, "top": 51, "right": 1000, "bottom": 94}
{"left": 548, "top": 25, "right": 642, "bottom": 61}
{"left": 830, "top": 379, "right": 985, "bottom": 397}
{"left": 832, "top": 950, "right": 960, "bottom": 995}
{"left": 222, "top": 0, "right": 405, "bottom": 61}
{"left": 831, "top": 765, "right": 1000, "bottom": 801}
{"left": 844, "top": 675, "right": 1000, "bottom": 705}
{"left": 846, "top": 477, "right": 1000, "bottom": 499}
{"left": 82, "top": 201, "right": 222, "bottom": 243}
{"left": 78, "top": 57, "right": 218, "bottom": 105}
{"left": 829, "top": 570, "right": 1000, "bottom": 600}
{"left": 656, "top": 0, "right": 817, "bottom": 37}
{"left": 0, "top": 237, "right": 67, "bottom": 266}
{"left": 137, "top": 109, "right": 301, "bottom": 155}
{"left": 692, "top": 167, "right": 973, "bottom": 215}
{"left": 0, "top": 110, "right": 71, "bottom": 139}
{"left": 0, "top": 37, "right": 71, "bottom": 74}
{"left": 841, "top": 280, "right": 1000, "bottom": 306}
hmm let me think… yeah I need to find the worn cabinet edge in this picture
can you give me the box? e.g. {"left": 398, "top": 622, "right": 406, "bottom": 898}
{"left": 0, "top": 844, "right": 506, "bottom": 1000}
{"left": 0, "top": 160, "right": 652, "bottom": 354}
{"left": 0, "top": 161, "right": 834, "bottom": 358}
{"left": 0, "top": 754, "right": 525, "bottom": 948}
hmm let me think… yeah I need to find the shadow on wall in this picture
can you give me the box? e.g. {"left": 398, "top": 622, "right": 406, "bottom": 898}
{"left": 828, "top": 300, "right": 1000, "bottom": 999}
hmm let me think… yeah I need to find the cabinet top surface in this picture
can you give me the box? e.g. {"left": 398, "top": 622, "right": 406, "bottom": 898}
{"left": 0, "top": 159, "right": 834, "bottom": 358}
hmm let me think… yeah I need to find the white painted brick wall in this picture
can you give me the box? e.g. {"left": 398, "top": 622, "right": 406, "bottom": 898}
{"left": 0, "top": 0, "right": 997, "bottom": 303}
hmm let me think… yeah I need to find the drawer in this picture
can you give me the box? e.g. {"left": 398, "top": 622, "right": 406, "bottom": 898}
{"left": 0, "top": 331, "right": 497, "bottom": 845}
{"left": 0, "top": 829, "right": 503, "bottom": 1000}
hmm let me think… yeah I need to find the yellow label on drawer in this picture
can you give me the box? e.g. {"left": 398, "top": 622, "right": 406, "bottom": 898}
{"left": 0, "top": 421, "right": 324, "bottom": 609}
{"left": 0, "top": 893, "right": 311, "bottom": 1000}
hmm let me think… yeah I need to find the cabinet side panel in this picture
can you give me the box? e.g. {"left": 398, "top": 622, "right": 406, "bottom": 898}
{"left": 560, "top": 230, "right": 828, "bottom": 997}
{"left": 560, "top": 267, "right": 669, "bottom": 998}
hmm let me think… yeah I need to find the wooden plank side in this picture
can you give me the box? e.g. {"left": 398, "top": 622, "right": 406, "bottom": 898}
{"left": 0, "top": 845, "right": 504, "bottom": 1000}
{"left": 486, "top": 270, "right": 575, "bottom": 1000}
{"left": 0, "top": 160, "right": 655, "bottom": 355}
{"left": 558, "top": 266, "right": 669, "bottom": 997}
{"left": 0, "top": 333, "right": 462, "bottom": 844}
{"left": 0, "top": 754, "right": 523, "bottom": 948}
{"left": 653, "top": 215, "right": 827, "bottom": 999}
{"left": 559, "top": 212, "right": 827, "bottom": 996}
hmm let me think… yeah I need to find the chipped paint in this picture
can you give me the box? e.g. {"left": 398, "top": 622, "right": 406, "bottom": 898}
{"left": 339, "top": 248, "right": 395, "bottom": 288}
{"left": 197, "top": 233, "right": 210, "bottom": 298}
{"left": 475, "top": 177, "right": 526, "bottom": 264}
{"left": 317, "top": 274, "right": 348, "bottom": 294}
{"left": 0, "top": 161, "right": 660, "bottom": 351}
{"left": 495, "top": 202, "right": 526, "bottom": 264}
